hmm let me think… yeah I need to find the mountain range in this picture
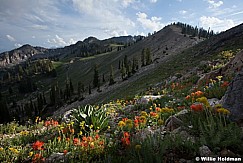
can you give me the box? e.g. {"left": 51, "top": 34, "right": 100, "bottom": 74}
{"left": 1, "top": 22, "right": 243, "bottom": 121}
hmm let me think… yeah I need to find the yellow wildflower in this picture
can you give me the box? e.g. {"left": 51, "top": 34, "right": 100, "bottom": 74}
{"left": 217, "top": 108, "right": 230, "bottom": 115}
{"left": 29, "top": 152, "right": 33, "bottom": 157}
{"left": 118, "top": 121, "right": 126, "bottom": 128}
{"left": 135, "top": 144, "right": 141, "bottom": 151}
{"left": 125, "top": 119, "right": 133, "bottom": 129}
{"left": 196, "top": 97, "right": 210, "bottom": 108}
{"left": 140, "top": 111, "right": 148, "bottom": 117}
{"left": 0, "top": 147, "right": 3, "bottom": 151}
{"left": 160, "top": 107, "right": 174, "bottom": 113}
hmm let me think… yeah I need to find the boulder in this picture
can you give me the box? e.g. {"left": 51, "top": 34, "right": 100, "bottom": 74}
{"left": 199, "top": 145, "right": 212, "bottom": 156}
{"left": 221, "top": 70, "right": 243, "bottom": 122}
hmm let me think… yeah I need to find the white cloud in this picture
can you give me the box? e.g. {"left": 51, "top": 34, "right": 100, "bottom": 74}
{"left": 31, "top": 24, "right": 48, "bottom": 30}
{"left": 179, "top": 10, "right": 187, "bottom": 15}
{"left": 72, "top": 0, "right": 135, "bottom": 35}
{"left": 200, "top": 16, "right": 235, "bottom": 32}
{"left": 136, "top": 12, "right": 165, "bottom": 31}
{"left": 6, "top": 35, "right": 16, "bottom": 42}
{"left": 48, "top": 35, "right": 69, "bottom": 46}
{"left": 207, "top": 0, "right": 223, "bottom": 8}
{"left": 231, "top": 11, "right": 243, "bottom": 16}
{"left": 14, "top": 43, "right": 22, "bottom": 48}
{"left": 150, "top": 0, "right": 157, "bottom": 3}
{"left": 69, "top": 38, "right": 76, "bottom": 45}
{"left": 177, "top": 0, "right": 182, "bottom": 2}
{"left": 122, "top": 0, "right": 136, "bottom": 7}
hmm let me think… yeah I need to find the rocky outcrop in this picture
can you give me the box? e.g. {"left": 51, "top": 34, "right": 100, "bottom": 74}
{"left": 221, "top": 69, "right": 243, "bottom": 122}
{"left": 197, "top": 50, "right": 243, "bottom": 85}
{"left": 0, "top": 44, "right": 47, "bottom": 67}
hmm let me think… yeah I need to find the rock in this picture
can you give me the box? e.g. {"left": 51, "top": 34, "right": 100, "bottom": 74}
{"left": 138, "top": 95, "right": 162, "bottom": 104}
{"left": 165, "top": 116, "right": 183, "bottom": 131}
{"left": 199, "top": 145, "right": 212, "bottom": 156}
{"left": 165, "top": 109, "right": 189, "bottom": 131}
{"left": 45, "top": 152, "right": 69, "bottom": 162}
{"left": 220, "top": 149, "right": 236, "bottom": 157}
{"left": 221, "top": 70, "right": 243, "bottom": 122}
{"left": 208, "top": 98, "right": 220, "bottom": 107}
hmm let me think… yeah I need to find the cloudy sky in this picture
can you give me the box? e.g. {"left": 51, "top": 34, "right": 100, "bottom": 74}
{"left": 0, "top": 0, "right": 242, "bottom": 52}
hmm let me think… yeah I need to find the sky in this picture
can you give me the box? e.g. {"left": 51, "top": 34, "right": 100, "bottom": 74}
{"left": 0, "top": 0, "right": 243, "bottom": 52}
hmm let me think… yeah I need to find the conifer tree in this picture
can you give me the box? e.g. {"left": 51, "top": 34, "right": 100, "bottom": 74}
{"left": 146, "top": 48, "right": 152, "bottom": 65}
{"left": 70, "top": 78, "right": 74, "bottom": 95}
{"left": 102, "top": 74, "right": 105, "bottom": 83}
{"left": 89, "top": 84, "right": 92, "bottom": 94}
{"left": 109, "top": 65, "right": 115, "bottom": 85}
{"left": 93, "top": 64, "right": 100, "bottom": 88}
{"left": 141, "top": 48, "right": 146, "bottom": 67}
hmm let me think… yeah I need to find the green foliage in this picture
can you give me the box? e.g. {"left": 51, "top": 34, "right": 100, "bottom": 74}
{"left": 72, "top": 105, "right": 109, "bottom": 135}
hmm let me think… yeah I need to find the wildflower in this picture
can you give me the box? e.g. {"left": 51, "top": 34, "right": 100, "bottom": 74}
{"left": 66, "top": 137, "right": 70, "bottom": 142}
{"left": 29, "top": 151, "right": 33, "bottom": 157}
{"left": 134, "top": 118, "right": 139, "bottom": 127}
{"left": 32, "top": 141, "right": 44, "bottom": 150}
{"left": 195, "top": 90, "right": 203, "bottom": 97}
{"left": 221, "top": 81, "right": 229, "bottom": 87}
{"left": 70, "top": 128, "right": 75, "bottom": 134}
{"left": 150, "top": 112, "right": 158, "bottom": 118}
{"left": 139, "top": 116, "right": 147, "bottom": 124}
{"left": 185, "top": 95, "right": 191, "bottom": 100}
{"left": 122, "top": 118, "right": 128, "bottom": 122}
{"left": 140, "top": 111, "right": 148, "bottom": 117}
{"left": 216, "top": 108, "right": 230, "bottom": 115}
{"left": 135, "top": 144, "right": 141, "bottom": 151}
{"left": 121, "top": 137, "right": 130, "bottom": 146}
{"left": 95, "top": 134, "right": 100, "bottom": 140}
{"left": 99, "top": 141, "right": 104, "bottom": 146}
{"left": 196, "top": 97, "right": 210, "bottom": 108}
{"left": 190, "top": 103, "right": 203, "bottom": 112}
{"left": 123, "top": 132, "right": 130, "bottom": 138}
{"left": 82, "top": 136, "right": 87, "bottom": 141}
{"left": 20, "top": 130, "right": 29, "bottom": 136}
{"left": 155, "top": 107, "right": 161, "bottom": 112}
{"left": 216, "top": 75, "right": 223, "bottom": 81}
{"left": 90, "top": 142, "right": 95, "bottom": 148}
{"left": 32, "top": 153, "right": 42, "bottom": 162}
{"left": 160, "top": 107, "right": 174, "bottom": 113}
{"left": 63, "top": 150, "right": 68, "bottom": 155}
{"left": 0, "top": 147, "right": 3, "bottom": 151}
{"left": 79, "top": 131, "right": 83, "bottom": 136}
{"left": 57, "top": 136, "right": 61, "bottom": 142}
{"left": 44, "top": 120, "right": 51, "bottom": 127}
{"left": 73, "top": 138, "right": 80, "bottom": 145}
{"left": 9, "top": 147, "right": 19, "bottom": 154}
{"left": 125, "top": 119, "right": 133, "bottom": 129}
{"left": 118, "top": 121, "right": 126, "bottom": 128}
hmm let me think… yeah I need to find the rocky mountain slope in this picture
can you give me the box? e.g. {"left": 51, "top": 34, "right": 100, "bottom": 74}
{"left": 0, "top": 35, "right": 142, "bottom": 67}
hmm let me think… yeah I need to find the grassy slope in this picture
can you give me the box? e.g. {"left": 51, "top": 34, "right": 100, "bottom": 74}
{"left": 37, "top": 24, "right": 243, "bottom": 107}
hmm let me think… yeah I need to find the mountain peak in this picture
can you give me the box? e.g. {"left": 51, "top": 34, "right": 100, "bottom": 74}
{"left": 83, "top": 36, "right": 100, "bottom": 44}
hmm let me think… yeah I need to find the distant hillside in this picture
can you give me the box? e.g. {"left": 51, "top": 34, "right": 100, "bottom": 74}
{"left": 0, "top": 35, "right": 142, "bottom": 67}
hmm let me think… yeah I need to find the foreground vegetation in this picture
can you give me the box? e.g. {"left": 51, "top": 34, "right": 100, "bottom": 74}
{"left": 1, "top": 74, "right": 242, "bottom": 162}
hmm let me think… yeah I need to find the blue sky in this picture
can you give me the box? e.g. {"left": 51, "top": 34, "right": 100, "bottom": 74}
{"left": 0, "top": 0, "right": 243, "bottom": 52}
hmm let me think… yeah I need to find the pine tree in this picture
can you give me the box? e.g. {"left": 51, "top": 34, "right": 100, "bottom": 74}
{"left": 102, "top": 74, "right": 105, "bottom": 83}
{"left": 146, "top": 48, "right": 152, "bottom": 65}
{"left": 118, "top": 60, "right": 121, "bottom": 69}
{"left": 141, "top": 48, "right": 146, "bottom": 67}
{"left": 70, "top": 78, "right": 74, "bottom": 95}
{"left": 121, "top": 62, "right": 126, "bottom": 80}
{"left": 109, "top": 65, "right": 115, "bottom": 85}
{"left": 89, "top": 84, "right": 92, "bottom": 94}
{"left": 93, "top": 64, "right": 100, "bottom": 88}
